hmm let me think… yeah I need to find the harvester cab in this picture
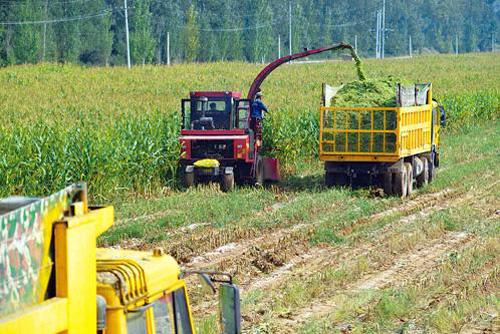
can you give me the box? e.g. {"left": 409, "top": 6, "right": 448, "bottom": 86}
{"left": 179, "top": 42, "right": 358, "bottom": 191}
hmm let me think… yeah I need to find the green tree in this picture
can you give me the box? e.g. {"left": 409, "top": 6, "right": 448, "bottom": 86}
{"left": 182, "top": 5, "right": 199, "bottom": 62}
{"left": 79, "top": 0, "right": 112, "bottom": 65}
{"left": 130, "top": 0, "right": 155, "bottom": 65}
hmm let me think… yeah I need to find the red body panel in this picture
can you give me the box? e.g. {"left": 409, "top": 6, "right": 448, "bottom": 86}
{"left": 181, "top": 129, "right": 246, "bottom": 136}
{"left": 179, "top": 133, "right": 253, "bottom": 163}
{"left": 190, "top": 91, "right": 242, "bottom": 98}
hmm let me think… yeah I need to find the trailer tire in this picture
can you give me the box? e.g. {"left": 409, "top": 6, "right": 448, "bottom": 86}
{"left": 221, "top": 173, "right": 235, "bottom": 192}
{"left": 405, "top": 162, "right": 414, "bottom": 196}
{"left": 184, "top": 172, "right": 195, "bottom": 188}
{"left": 393, "top": 167, "right": 408, "bottom": 198}
{"left": 417, "top": 157, "right": 429, "bottom": 188}
{"left": 428, "top": 158, "right": 436, "bottom": 183}
{"left": 383, "top": 172, "right": 393, "bottom": 196}
{"left": 325, "top": 172, "right": 335, "bottom": 187}
{"left": 325, "top": 172, "right": 349, "bottom": 187}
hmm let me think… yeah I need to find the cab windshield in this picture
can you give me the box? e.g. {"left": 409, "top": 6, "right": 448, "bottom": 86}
{"left": 128, "top": 288, "right": 193, "bottom": 334}
{"left": 187, "top": 99, "right": 230, "bottom": 130}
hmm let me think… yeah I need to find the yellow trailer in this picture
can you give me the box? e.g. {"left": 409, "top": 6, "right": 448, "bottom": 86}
{"left": 0, "top": 183, "right": 240, "bottom": 334}
{"left": 320, "top": 83, "right": 446, "bottom": 197}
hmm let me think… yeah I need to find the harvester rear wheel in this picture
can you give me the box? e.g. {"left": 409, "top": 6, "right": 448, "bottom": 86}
{"left": 416, "top": 157, "right": 429, "bottom": 188}
{"left": 255, "top": 156, "right": 264, "bottom": 186}
{"left": 221, "top": 173, "right": 235, "bottom": 192}
{"left": 383, "top": 172, "right": 393, "bottom": 196}
{"left": 405, "top": 162, "right": 414, "bottom": 196}
{"left": 393, "top": 166, "right": 408, "bottom": 198}
{"left": 184, "top": 172, "right": 195, "bottom": 188}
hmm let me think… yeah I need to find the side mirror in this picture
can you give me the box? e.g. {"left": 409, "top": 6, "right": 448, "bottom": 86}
{"left": 198, "top": 273, "right": 216, "bottom": 294}
{"left": 219, "top": 283, "right": 241, "bottom": 334}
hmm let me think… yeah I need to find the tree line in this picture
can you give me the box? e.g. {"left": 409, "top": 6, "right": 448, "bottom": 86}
{"left": 0, "top": 0, "right": 498, "bottom": 66}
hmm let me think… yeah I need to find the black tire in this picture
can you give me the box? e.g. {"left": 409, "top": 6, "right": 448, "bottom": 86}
{"left": 428, "top": 157, "right": 436, "bottom": 183}
{"left": 221, "top": 173, "right": 235, "bottom": 192}
{"left": 325, "top": 172, "right": 335, "bottom": 187}
{"left": 405, "top": 162, "right": 414, "bottom": 196}
{"left": 184, "top": 172, "right": 195, "bottom": 188}
{"left": 325, "top": 172, "right": 349, "bottom": 187}
{"left": 416, "top": 157, "right": 429, "bottom": 188}
{"left": 393, "top": 166, "right": 408, "bottom": 198}
{"left": 255, "top": 156, "right": 264, "bottom": 186}
{"left": 383, "top": 172, "right": 393, "bottom": 196}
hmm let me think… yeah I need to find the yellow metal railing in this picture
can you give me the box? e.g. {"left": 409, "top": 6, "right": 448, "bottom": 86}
{"left": 320, "top": 104, "right": 433, "bottom": 162}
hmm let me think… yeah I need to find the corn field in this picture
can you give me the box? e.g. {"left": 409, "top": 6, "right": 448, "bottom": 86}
{"left": 0, "top": 53, "right": 498, "bottom": 199}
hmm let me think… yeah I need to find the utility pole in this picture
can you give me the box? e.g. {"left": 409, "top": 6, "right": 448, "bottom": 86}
{"left": 382, "top": 0, "right": 386, "bottom": 58}
{"left": 376, "top": 10, "right": 382, "bottom": 58}
{"left": 354, "top": 35, "right": 358, "bottom": 54}
{"left": 409, "top": 35, "right": 413, "bottom": 58}
{"left": 167, "top": 32, "right": 171, "bottom": 65}
{"left": 42, "top": 0, "right": 48, "bottom": 61}
{"left": 278, "top": 35, "right": 281, "bottom": 58}
{"left": 455, "top": 34, "right": 459, "bottom": 55}
{"left": 124, "top": 0, "right": 131, "bottom": 68}
{"left": 289, "top": 1, "right": 292, "bottom": 56}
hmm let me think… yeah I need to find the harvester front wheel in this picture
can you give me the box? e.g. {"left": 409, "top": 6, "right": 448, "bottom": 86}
{"left": 417, "top": 157, "right": 429, "bottom": 187}
{"left": 393, "top": 167, "right": 408, "bottom": 198}
{"left": 221, "top": 173, "right": 235, "bottom": 192}
{"left": 405, "top": 163, "right": 414, "bottom": 196}
{"left": 184, "top": 172, "right": 195, "bottom": 188}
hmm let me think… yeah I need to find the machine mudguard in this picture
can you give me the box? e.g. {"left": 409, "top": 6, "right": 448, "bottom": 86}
{"left": 262, "top": 157, "right": 281, "bottom": 182}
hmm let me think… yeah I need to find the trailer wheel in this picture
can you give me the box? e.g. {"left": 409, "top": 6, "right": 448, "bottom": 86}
{"left": 428, "top": 157, "right": 436, "bottom": 183}
{"left": 416, "top": 157, "right": 429, "bottom": 188}
{"left": 255, "top": 156, "right": 264, "bottom": 186}
{"left": 393, "top": 166, "right": 408, "bottom": 198}
{"left": 405, "top": 162, "right": 414, "bottom": 196}
{"left": 383, "top": 172, "right": 393, "bottom": 196}
{"left": 184, "top": 172, "right": 195, "bottom": 188}
{"left": 325, "top": 172, "right": 349, "bottom": 187}
{"left": 221, "top": 173, "right": 235, "bottom": 192}
{"left": 325, "top": 172, "right": 335, "bottom": 187}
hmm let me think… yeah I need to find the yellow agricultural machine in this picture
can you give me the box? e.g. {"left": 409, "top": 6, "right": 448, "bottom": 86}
{"left": 0, "top": 183, "right": 241, "bottom": 333}
{"left": 320, "top": 83, "right": 446, "bottom": 197}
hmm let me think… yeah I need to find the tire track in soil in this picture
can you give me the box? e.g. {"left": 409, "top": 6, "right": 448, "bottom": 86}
{"left": 276, "top": 231, "right": 475, "bottom": 332}
{"left": 268, "top": 180, "right": 498, "bottom": 332}
{"left": 186, "top": 186, "right": 469, "bottom": 317}
{"left": 188, "top": 185, "right": 475, "bottom": 319}
{"left": 243, "top": 177, "right": 496, "bottom": 295}
{"left": 184, "top": 187, "right": 460, "bottom": 275}
{"left": 460, "top": 315, "right": 500, "bottom": 334}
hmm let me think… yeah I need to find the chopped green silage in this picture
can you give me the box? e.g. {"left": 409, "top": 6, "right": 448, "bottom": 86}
{"left": 332, "top": 77, "right": 399, "bottom": 107}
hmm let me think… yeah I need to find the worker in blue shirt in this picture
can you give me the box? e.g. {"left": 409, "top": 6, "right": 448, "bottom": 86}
{"left": 250, "top": 92, "right": 269, "bottom": 145}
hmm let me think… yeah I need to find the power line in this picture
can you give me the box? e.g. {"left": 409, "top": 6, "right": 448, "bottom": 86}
{"left": 0, "top": 0, "right": 94, "bottom": 4}
{"left": 0, "top": 0, "right": 97, "bottom": 7}
{"left": 0, "top": 7, "right": 123, "bottom": 25}
{"left": 198, "top": 18, "right": 284, "bottom": 32}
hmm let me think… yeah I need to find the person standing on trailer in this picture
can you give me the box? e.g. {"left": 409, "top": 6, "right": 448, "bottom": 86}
{"left": 250, "top": 91, "right": 269, "bottom": 146}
